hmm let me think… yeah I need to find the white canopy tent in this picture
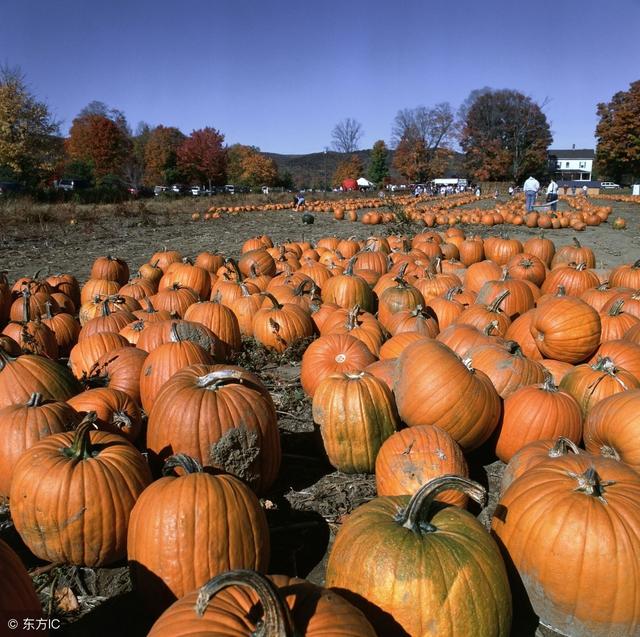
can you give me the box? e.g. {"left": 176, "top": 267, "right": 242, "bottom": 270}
{"left": 357, "top": 177, "right": 374, "bottom": 188}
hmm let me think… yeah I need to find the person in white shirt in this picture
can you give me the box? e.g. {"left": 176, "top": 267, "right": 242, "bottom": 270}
{"left": 523, "top": 176, "right": 540, "bottom": 211}
{"left": 546, "top": 179, "right": 559, "bottom": 211}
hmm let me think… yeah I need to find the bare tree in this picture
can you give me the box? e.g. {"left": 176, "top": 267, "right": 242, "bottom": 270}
{"left": 391, "top": 103, "right": 456, "bottom": 150}
{"left": 331, "top": 118, "right": 364, "bottom": 153}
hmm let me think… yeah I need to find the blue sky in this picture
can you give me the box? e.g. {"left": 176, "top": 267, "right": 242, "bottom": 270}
{"left": 3, "top": 0, "right": 640, "bottom": 153}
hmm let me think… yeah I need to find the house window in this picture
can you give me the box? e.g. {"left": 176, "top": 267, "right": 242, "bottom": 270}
{"left": 565, "top": 162, "right": 570, "bottom": 168}
{"left": 579, "top": 161, "right": 586, "bottom": 168}
{"left": 556, "top": 161, "right": 562, "bottom": 169}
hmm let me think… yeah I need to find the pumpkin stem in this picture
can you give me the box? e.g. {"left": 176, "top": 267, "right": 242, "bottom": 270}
{"left": 344, "top": 257, "right": 357, "bottom": 276}
{"left": 162, "top": 454, "right": 203, "bottom": 476}
{"left": 548, "top": 437, "right": 581, "bottom": 458}
{"left": 445, "top": 286, "right": 462, "bottom": 301}
{"left": 62, "top": 413, "right": 98, "bottom": 462}
{"left": 21, "top": 286, "right": 31, "bottom": 323}
{"left": 540, "top": 372, "right": 559, "bottom": 392}
{"left": 570, "top": 467, "right": 616, "bottom": 503}
{"left": 44, "top": 299, "right": 54, "bottom": 320}
{"left": 572, "top": 238, "right": 582, "bottom": 248}
{"left": 487, "top": 289, "right": 510, "bottom": 313}
{"left": 195, "top": 368, "right": 266, "bottom": 394}
{"left": 168, "top": 321, "right": 182, "bottom": 343}
{"left": 261, "top": 292, "right": 282, "bottom": 310}
{"left": 194, "top": 570, "right": 295, "bottom": 636}
{"left": 599, "top": 445, "right": 621, "bottom": 461}
{"left": 112, "top": 411, "right": 133, "bottom": 435}
{"left": 26, "top": 392, "right": 44, "bottom": 407}
{"left": 504, "top": 340, "right": 523, "bottom": 356}
{"left": 395, "top": 475, "right": 487, "bottom": 534}
{"left": 483, "top": 320, "right": 500, "bottom": 336}
{"left": 346, "top": 304, "right": 361, "bottom": 330}
{"left": 393, "top": 262, "right": 410, "bottom": 286}
{"left": 607, "top": 299, "right": 625, "bottom": 316}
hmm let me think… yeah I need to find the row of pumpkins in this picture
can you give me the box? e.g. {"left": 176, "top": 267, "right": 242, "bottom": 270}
{"left": 2, "top": 228, "right": 640, "bottom": 636}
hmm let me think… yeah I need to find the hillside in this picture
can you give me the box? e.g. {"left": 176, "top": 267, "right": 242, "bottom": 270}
{"left": 264, "top": 149, "right": 467, "bottom": 189}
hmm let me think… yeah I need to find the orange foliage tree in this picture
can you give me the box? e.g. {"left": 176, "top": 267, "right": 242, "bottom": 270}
{"left": 332, "top": 154, "right": 364, "bottom": 186}
{"left": 143, "top": 125, "right": 186, "bottom": 186}
{"left": 177, "top": 127, "right": 226, "bottom": 188}
{"left": 65, "top": 114, "right": 132, "bottom": 181}
{"left": 226, "top": 144, "right": 279, "bottom": 188}
{"left": 596, "top": 80, "right": 640, "bottom": 183}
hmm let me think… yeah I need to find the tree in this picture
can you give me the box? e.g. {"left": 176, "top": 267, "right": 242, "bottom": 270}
{"left": 332, "top": 154, "right": 364, "bottom": 186}
{"left": 391, "top": 103, "right": 456, "bottom": 179}
{"left": 459, "top": 89, "right": 552, "bottom": 182}
{"left": 78, "top": 101, "right": 131, "bottom": 136}
{"left": 177, "top": 127, "right": 226, "bottom": 188}
{"left": 65, "top": 113, "right": 132, "bottom": 181}
{"left": 595, "top": 80, "right": 640, "bottom": 183}
{"left": 368, "top": 140, "right": 389, "bottom": 185}
{"left": 143, "top": 125, "right": 185, "bottom": 186}
{"left": 331, "top": 118, "right": 364, "bottom": 153}
{"left": 123, "top": 121, "right": 151, "bottom": 188}
{"left": 0, "top": 65, "right": 61, "bottom": 188}
{"left": 227, "top": 144, "right": 278, "bottom": 188}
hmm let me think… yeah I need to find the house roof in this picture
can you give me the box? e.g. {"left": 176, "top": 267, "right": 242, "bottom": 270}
{"left": 548, "top": 149, "right": 595, "bottom": 159}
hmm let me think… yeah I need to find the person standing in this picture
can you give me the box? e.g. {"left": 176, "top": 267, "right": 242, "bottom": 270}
{"left": 508, "top": 185, "right": 514, "bottom": 197}
{"left": 546, "top": 178, "right": 559, "bottom": 211}
{"left": 582, "top": 184, "right": 588, "bottom": 197}
{"left": 523, "top": 175, "right": 540, "bottom": 212}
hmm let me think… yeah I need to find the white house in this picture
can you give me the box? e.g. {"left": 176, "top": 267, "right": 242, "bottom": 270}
{"left": 548, "top": 148, "right": 595, "bottom": 181}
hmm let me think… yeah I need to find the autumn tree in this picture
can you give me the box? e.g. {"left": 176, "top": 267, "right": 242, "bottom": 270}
{"left": 595, "top": 80, "right": 640, "bottom": 183}
{"left": 143, "top": 125, "right": 186, "bottom": 186}
{"left": 460, "top": 89, "right": 552, "bottom": 182}
{"left": 391, "top": 103, "right": 456, "bottom": 180}
{"left": 333, "top": 154, "right": 364, "bottom": 186}
{"left": 177, "top": 127, "right": 226, "bottom": 188}
{"left": 0, "top": 65, "right": 61, "bottom": 188}
{"left": 227, "top": 144, "right": 279, "bottom": 188}
{"left": 331, "top": 118, "right": 364, "bottom": 153}
{"left": 66, "top": 112, "right": 132, "bottom": 182}
{"left": 368, "top": 140, "right": 389, "bottom": 185}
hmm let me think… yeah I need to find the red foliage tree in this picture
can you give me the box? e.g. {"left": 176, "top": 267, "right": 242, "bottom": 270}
{"left": 65, "top": 114, "right": 132, "bottom": 180}
{"left": 177, "top": 128, "right": 226, "bottom": 187}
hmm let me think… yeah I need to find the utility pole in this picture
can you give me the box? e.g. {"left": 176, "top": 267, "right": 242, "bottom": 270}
{"left": 324, "top": 147, "right": 328, "bottom": 196}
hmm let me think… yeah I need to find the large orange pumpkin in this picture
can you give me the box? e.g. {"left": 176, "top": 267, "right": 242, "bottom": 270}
{"left": 0, "top": 538, "right": 43, "bottom": 625}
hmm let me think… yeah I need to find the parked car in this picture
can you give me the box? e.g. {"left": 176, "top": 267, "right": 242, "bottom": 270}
{"left": 600, "top": 182, "right": 621, "bottom": 189}
{"left": 154, "top": 185, "right": 168, "bottom": 196}
{"left": 0, "top": 181, "right": 20, "bottom": 195}
{"left": 224, "top": 184, "right": 235, "bottom": 194}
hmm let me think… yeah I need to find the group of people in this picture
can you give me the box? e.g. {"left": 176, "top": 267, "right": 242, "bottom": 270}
{"left": 522, "top": 176, "right": 588, "bottom": 212}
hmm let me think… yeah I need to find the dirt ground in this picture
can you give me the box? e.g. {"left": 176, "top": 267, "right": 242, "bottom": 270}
{"left": 1, "top": 195, "right": 639, "bottom": 636}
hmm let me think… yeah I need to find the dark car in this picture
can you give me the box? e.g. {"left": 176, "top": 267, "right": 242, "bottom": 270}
{"left": 0, "top": 181, "right": 20, "bottom": 195}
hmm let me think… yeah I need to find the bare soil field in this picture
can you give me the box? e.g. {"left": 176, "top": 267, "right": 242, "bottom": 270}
{"left": 1, "top": 195, "right": 639, "bottom": 636}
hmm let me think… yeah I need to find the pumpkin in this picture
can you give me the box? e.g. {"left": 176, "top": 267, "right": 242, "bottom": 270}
{"left": 589, "top": 339, "right": 640, "bottom": 383}
{"left": 523, "top": 236, "right": 555, "bottom": 266}
{"left": 506, "top": 253, "right": 547, "bottom": 287}
{"left": 78, "top": 301, "right": 137, "bottom": 341}
{"left": 146, "top": 365, "right": 280, "bottom": 494}
{"left": 0, "top": 538, "right": 43, "bottom": 624}
{"left": 183, "top": 299, "right": 242, "bottom": 360}
{"left": 541, "top": 262, "right": 600, "bottom": 297}
{"left": 90, "top": 255, "right": 130, "bottom": 285}
{"left": 492, "top": 454, "right": 640, "bottom": 637}
{"left": 364, "top": 358, "right": 396, "bottom": 391}
{"left": 10, "top": 416, "right": 152, "bottom": 566}
{"left": 375, "top": 425, "right": 468, "bottom": 506}
{"left": 139, "top": 322, "right": 214, "bottom": 414}
{"left": 540, "top": 358, "right": 574, "bottom": 385}
{"left": 86, "top": 346, "right": 148, "bottom": 405}
{"left": 377, "top": 265, "right": 425, "bottom": 331}
{"left": 559, "top": 356, "right": 640, "bottom": 418}
{"left": 312, "top": 371, "right": 398, "bottom": 473}
{"left": 69, "top": 332, "right": 131, "bottom": 380}
{"left": 529, "top": 296, "right": 601, "bottom": 363}
{"left": 0, "top": 392, "right": 79, "bottom": 496}
{"left": 326, "top": 476, "right": 512, "bottom": 637}
{"left": 436, "top": 321, "right": 502, "bottom": 358}
{"left": 457, "top": 289, "right": 512, "bottom": 336}
{"left": 41, "top": 302, "right": 80, "bottom": 357}
{"left": 321, "top": 258, "right": 375, "bottom": 313}
{"left": 394, "top": 339, "right": 501, "bottom": 451}
{"left": 583, "top": 389, "right": 640, "bottom": 473}
{"left": 426, "top": 287, "right": 465, "bottom": 329}
{"left": 495, "top": 375, "right": 583, "bottom": 463}
{"left": 149, "top": 248, "right": 182, "bottom": 272}
{"left": 149, "top": 283, "right": 198, "bottom": 317}
{"left": 159, "top": 261, "right": 212, "bottom": 300}
{"left": 300, "top": 333, "right": 377, "bottom": 397}
{"left": 127, "top": 455, "right": 270, "bottom": 617}
{"left": 599, "top": 299, "right": 640, "bottom": 342}
{"left": 385, "top": 304, "right": 439, "bottom": 338}
{"left": 228, "top": 283, "right": 264, "bottom": 337}
{"left": 320, "top": 304, "right": 386, "bottom": 356}
{"left": 147, "top": 569, "right": 376, "bottom": 637}
{"left": 609, "top": 259, "right": 640, "bottom": 289}
{"left": 503, "top": 309, "right": 543, "bottom": 360}
{"left": 0, "top": 351, "right": 81, "bottom": 408}
{"left": 550, "top": 237, "right": 596, "bottom": 268}
{"left": 119, "top": 277, "right": 157, "bottom": 300}
{"left": 500, "top": 436, "right": 584, "bottom": 496}
{"left": 475, "top": 276, "right": 536, "bottom": 320}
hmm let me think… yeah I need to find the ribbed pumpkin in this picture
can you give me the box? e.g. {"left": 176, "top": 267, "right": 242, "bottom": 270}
{"left": 0, "top": 538, "right": 43, "bottom": 624}
{"left": 10, "top": 417, "right": 152, "bottom": 566}
{"left": 149, "top": 283, "right": 199, "bottom": 317}
{"left": 467, "top": 340, "right": 546, "bottom": 398}
{"left": 492, "top": 454, "right": 640, "bottom": 637}
{"left": 0, "top": 352, "right": 81, "bottom": 408}
{"left": 320, "top": 304, "right": 386, "bottom": 356}
{"left": 457, "top": 289, "right": 512, "bottom": 336}
{"left": 321, "top": 258, "right": 375, "bottom": 313}
{"left": 394, "top": 339, "right": 501, "bottom": 451}
{"left": 385, "top": 304, "right": 439, "bottom": 338}
{"left": 159, "top": 261, "right": 212, "bottom": 300}
{"left": 128, "top": 455, "right": 270, "bottom": 617}
{"left": 364, "top": 358, "right": 396, "bottom": 390}
{"left": 589, "top": 339, "right": 640, "bottom": 383}
{"left": 495, "top": 375, "right": 583, "bottom": 463}
{"left": 0, "top": 392, "right": 79, "bottom": 496}
{"left": 609, "top": 258, "right": 640, "bottom": 289}
{"left": 252, "top": 293, "right": 314, "bottom": 353}
{"left": 91, "top": 255, "right": 130, "bottom": 285}
{"left": 550, "top": 237, "right": 596, "bottom": 269}
{"left": 326, "top": 476, "right": 512, "bottom": 637}
{"left": 500, "top": 437, "right": 584, "bottom": 496}
{"left": 583, "top": 389, "right": 640, "bottom": 473}
{"left": 146, "top": 365, "right": 280, "bottom": 494}
{"left": 599, "top": 299, "right": 640, "bottom": 342}
{"left": 41, "top": 302, "right": 80, "bottom": 357}
{"left": 503, "top": 308, "right": 543, "bottom": 360}
{"left": 150, "top": 248, "right": 182, "bottom": 272}
{"left": 67, "top": 387, "right": 141, "bottom": 442}
{"left": 228, "top": 283, "right": 264, "bottom": 337}
{"left": 506, "top": 252, "right": 547, "bottom": 287}
{"left": 377, "top": 266, "right": 425, "bottom": 331}
{"left": 541, "top": 262, "right": 600, "bottom": 297}
{"left": 540, "top": 358, "right": 574, "bottom": 384}
{"left": 523, "top": 236, "right": 556, "bottom": 266}
{"left": 139, "top": 323, "right": 214, "bottom": 414}
{"left": 69, "top": 332, "right": 131, "bottom": 379}
{"left": 375, "top": 425, "right": 468, "bottom": 506}
{"left": 426, "top": 287, "right": 465, "bottom": 329}
{"left": 300, "top": 333, "right": 377, "bottom": 397}
{"left": 464, "top": 260, "right": 503, "bottom": 293}
{"left": 559, "top": 356, "right": 640, "bottom": 418}
{"left": 475, "top": 276, "right": 535, "bottom": 320}
{"left": 78, "top": 300, "right": 137, "bottom": 341}
{"left": 312, "top": 371, "right": 398, "bottom": 473}
{"left": 183, "top": 299, "right": 242, "bottom": 360}
{"left": 529, "top": 296, "right": 601, "bottom": 363}
{"left": 436, "top": 321, "right": 502, "bottom": 358}
{"left": 86, "top": 345, "right": 148, "bottom": 405}
{"left": 147, "top": 569, "right": 377, "bottom": 637}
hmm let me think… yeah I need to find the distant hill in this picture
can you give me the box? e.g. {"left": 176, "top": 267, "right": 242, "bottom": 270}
{"left": 264, "top": 149, "right": 467, "bottom": 189}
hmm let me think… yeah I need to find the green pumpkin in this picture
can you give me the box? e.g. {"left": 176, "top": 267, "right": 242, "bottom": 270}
{"left": 326, "top": 475, "right": 512, "bottom": 637}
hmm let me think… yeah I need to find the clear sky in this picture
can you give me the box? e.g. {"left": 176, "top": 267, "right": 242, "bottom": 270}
{"left": 3, "top": 0, "right": 640, "bottom": 154}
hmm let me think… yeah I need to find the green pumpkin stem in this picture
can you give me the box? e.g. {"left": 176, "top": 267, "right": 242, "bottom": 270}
{"left": 195, "top": 570, "right": 295, "bottom": 636}
{"left": 162, "top": 454, "right": 203, "bottom": 476}
{"left": 487, "top": 289, "right": 510, "bottom": 313}
{"left": 63, "top": 413, "right": 98, "bottom": 461}
{"left": 261, "top": 292, "right": 282, "bottom": 310}
{"left": 607, "top": 299, "right": 625, "bottom": 316}
{"left": 395, "top": 475, "right": 487, "bottom": 534}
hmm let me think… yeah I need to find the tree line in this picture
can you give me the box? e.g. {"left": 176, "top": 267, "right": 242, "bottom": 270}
{"left": 1, "top": 64, "right": 639, "bottom": 196}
